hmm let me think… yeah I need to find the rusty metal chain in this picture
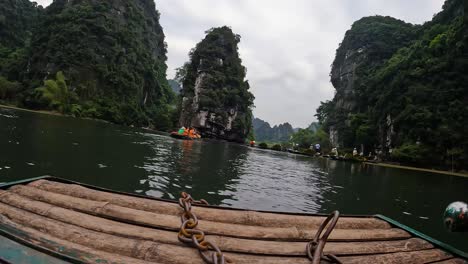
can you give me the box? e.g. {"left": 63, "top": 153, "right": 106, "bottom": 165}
{"left": 306, "top": 211, "right": 342, "bottom": 264}
{"left": 178, "top": 192, "right": 230, "bottom": 264}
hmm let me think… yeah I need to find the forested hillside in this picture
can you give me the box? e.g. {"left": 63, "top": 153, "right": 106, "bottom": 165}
{"left": 252, "top": 118, "right": 294, "bottom": 142}
{"left": 0, "top": 0, "right": 42, "bottom": 97}
{"left": 0, "top": 0, "right": 175, "bottom": 130}
{"left": 317, "top": 0, "right": 467, "bottom": 169}
{"left": 177, "top": 26, "right": 254, "bottom": 142}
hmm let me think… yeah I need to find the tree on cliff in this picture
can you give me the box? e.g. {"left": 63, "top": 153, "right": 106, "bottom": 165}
{"left": 177, "top": 26, "right": 254, "bottom": 142}
{"left": 0, "top": 0, "right": 175, "bottom": 130}
{"left": 318, "top": 0, "right": 467, "bottom": 169}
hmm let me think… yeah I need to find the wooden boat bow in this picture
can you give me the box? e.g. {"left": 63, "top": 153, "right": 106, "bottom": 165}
{"left": 0, "top": 176, "right": 466, "bottom": 263}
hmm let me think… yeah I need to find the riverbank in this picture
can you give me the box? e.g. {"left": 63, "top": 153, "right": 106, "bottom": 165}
{"left": 364, "top": 162, "right": 468, "bottom": 178}
{"left": 3, "top": 104, "right": 467, "bottom": 178}
{"left": 0, "top": 104, "right": 115, "bottom": 125}
{"left": 0, "top": 104, "right": 65, "bottom": 117}
{"left": 252, "top": 143, "right": 468, "bottom": 177}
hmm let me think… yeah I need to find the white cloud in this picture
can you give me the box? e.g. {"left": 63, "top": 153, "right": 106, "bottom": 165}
{"left": 32, "top": 0, "right": 445, "bottom": 127}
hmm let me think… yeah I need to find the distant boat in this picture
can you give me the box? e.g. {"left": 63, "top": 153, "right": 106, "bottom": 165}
{"left": 0, "top": 176, "right": 466, "bottom": 263}
{"left": 170, "top": 131, "right": 199, "bottom": 140}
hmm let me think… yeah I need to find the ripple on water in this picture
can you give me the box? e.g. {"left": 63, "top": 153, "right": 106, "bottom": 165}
{"left": 0, "top": 112, "right": 18, "bottom": 119}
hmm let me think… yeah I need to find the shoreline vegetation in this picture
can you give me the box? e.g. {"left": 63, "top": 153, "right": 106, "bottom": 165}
{"left": 253, "top": 142, "right": 468, "bottom": 178}
{"left": 0, "top": 103, "right": 111, "bottom": 124}
{"left": 2, "top": 104, "right": 467, "bottom": 178}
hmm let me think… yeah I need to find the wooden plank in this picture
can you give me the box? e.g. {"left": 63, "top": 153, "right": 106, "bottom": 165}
{"left": 7, "top": 185, "right": 410, "bottom": 241}
{"left": 340, "top": 249, "right": 453, "bottom": 264}
{"left": 28, "top": 179, "right": 391, "bottom": 229}
{"left": 0, "top": 217, "right": 152, "bottom": 264}
{"left": 0, "top": 190, "right": 433, "bottom": 256}
{"left": 0, "top": 208, "right": 456, "bottom": 264}
{"left": 0, "top": 204, "right": 322, "bottom": 264}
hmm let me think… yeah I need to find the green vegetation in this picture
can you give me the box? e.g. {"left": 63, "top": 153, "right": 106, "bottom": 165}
{"left": 0, "top": 0, "right": 175, "bottom": 130}
{"left": 317, "top": 0, "right": 467, "bottom": 170}
{"left": 258, "top": 142, "right": 268, "bottom": 149}
{"left": 34, "top": 71, "right": 77, "bottom": 114}
{"left": 252, "top": 118, "right": 294, "bottom": 142}
{"left": 290, "top": 126, "right": 330, "bottom": 151}
{"left": 0, "top": 77, "right": 21, "bottom": 100}
{"left": 271, "top": 144, "right": 282, "bottom": 151}
{"left": 178, "top": 26, "right": 254, "bottom": 142}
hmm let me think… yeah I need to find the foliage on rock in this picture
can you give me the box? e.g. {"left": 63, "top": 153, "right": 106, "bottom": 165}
{"left": 178, "top": 26, "right": 254, "bottom": 142}
{"left": 252, "top": 118, "right": 294, "bottom": 142}
{"left": 0, "top": 0, "right": 175, "bottom": 130}
{"left": 317, "top": 0, "right": 467, "bottom": 169}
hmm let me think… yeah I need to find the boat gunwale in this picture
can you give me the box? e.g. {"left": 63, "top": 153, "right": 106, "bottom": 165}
{"left": 0, "top": 176, "right": 466, "bottom": 261}
{"left": 0, "top": 225, "right": 83, "bottom": 264}
{"left": 375, "top": 215, "right": 468, "bottom": 260}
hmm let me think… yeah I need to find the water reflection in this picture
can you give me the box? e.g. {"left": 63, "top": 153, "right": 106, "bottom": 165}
{"left": 1, "top": 106, "right": 468, "bottom": 252}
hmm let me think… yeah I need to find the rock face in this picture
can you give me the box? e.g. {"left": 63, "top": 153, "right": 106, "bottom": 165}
{"left": 330, "top": 16, "right": 417, "bottom": 113}
{"left": 326, "top": 16, "right": 418, "bottom": 147}
{"left": 0, "top": 0, "right": 42, "bottom": 49}
{"left": 178, "top": 27, "right": 254, "bottom": 142}
{"left": 252, "top": 118, "right": 294, "bottom": 142}
{"left": 22, "top": 0, "right": 173, "bottom": 127}
{"left": 0, "top": 0, "right": 42, "bottom": 81}
{"left": 318, "top": 0, "right": 468, "bottom": 168}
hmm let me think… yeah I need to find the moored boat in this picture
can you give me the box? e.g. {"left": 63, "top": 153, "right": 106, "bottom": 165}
{"left": 0, "top": 176, "right": 466, "bottom": 264}
{"left": 170, "top": 132, "right": 200, "bottom": 140}
{"left": 170, "top": 131, "right": 197, "bottom": 140}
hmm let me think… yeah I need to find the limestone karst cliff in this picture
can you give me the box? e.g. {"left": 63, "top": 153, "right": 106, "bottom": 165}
{"left": 252, "top": 118, "right": 294, "bottom": 142}
{"left": 317, "top": 0, "right": 467, "bottom": 168}
{"left": 178, "top": 26, "right": 254, "bottom": 142}
{"left": 1, "top": 0, "right": 174, "bottom": 129}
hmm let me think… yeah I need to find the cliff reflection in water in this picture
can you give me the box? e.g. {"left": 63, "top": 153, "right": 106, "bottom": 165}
{"left": 138, "top": 137, "right": 247, "bottom": 205}
{"left": 1, "top": 106, "right": 468, "bottom": 252}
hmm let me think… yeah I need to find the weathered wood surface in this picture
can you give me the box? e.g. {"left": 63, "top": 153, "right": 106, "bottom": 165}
{"left": 0, "top": 179, "right": 465, "bottom": 264}
{"left": 0, "top": 190, "right": 433, "bottom": 256}
{"left": 7, "top": 185, "right": 410, "bottom": 241}
{"left": 0, "top": 207, "right": 457, "bottom": 264}
{"left": 29, "top": 179, "right": 391, "bottom": 229}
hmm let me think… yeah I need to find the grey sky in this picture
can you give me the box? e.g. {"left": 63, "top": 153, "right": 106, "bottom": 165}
{"left": 35, "top": 0, "right": 444, "bottom": 127}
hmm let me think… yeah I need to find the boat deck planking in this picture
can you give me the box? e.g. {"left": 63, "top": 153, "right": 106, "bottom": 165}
{"left": 0, "top": 177, "right": 466, "bottom": 264}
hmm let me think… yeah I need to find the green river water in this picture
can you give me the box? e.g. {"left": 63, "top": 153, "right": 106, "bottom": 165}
{"left": 0, "top": 106, "right": 467, "bottom": 253}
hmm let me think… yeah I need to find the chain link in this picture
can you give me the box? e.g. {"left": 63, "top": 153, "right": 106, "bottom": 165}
{"left": 306, "top": 211, "right": 342, "bottom": 264}
{"left": 178, "top": 192, "right": 341, "bottom": 264}
{"left": 178, "top": 192, "right": 230, "bottom": 264}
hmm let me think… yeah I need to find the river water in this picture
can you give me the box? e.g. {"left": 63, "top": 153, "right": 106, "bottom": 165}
{"left": 0, "top": 106, "right": 467, "bottom": 252}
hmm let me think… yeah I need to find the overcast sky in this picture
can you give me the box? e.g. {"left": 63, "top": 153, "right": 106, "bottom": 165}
{"left": 36, "top": 0, "right": 444, "bottom": 127}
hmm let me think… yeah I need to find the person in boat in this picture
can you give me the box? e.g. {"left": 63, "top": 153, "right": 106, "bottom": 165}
{"left": 314, "top": 143, "right": 321, "bottom": 154}
{"left": 188, "top": 127, "right": 196, "bottom": 138}
{"left": 178, "top": 126, "right": 186, "bottom": 135}
{"left": 331, "top": 147, "right": 338, "bottom": 157}
{"left": 353, "top": 148, "right": 358, "bottom": 156}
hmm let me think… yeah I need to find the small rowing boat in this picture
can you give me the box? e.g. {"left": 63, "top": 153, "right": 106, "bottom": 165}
{"left": 0, "top": 176, "right": 466, "bottom": 263}
{"left": 170, "top": 131, "right": 201, "bottom": 140}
